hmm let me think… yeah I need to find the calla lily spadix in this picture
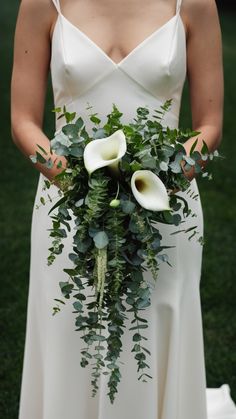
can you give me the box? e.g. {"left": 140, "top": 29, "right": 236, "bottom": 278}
{"left": 131, "top": 170, "right": 170, "bottom": 212}
{"left": 83, "top": 129, "right": 127, "bottom": 175}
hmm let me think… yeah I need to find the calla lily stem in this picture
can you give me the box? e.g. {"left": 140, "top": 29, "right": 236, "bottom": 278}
{"left": 115, "top": 181, "right": 120, "bottom": 200}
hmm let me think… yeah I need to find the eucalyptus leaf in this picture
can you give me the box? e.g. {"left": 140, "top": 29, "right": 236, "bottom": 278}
{"left": 69, "top": 145, "right": 84, "bottom": 157}
{"left": 36, "top": 152, "right": 47, "bottom": 164}
{"left": 29, "top": 154, "right": 37, "bottom": 163}
{"left": 160, "top": 161, "right": 169, "bottom": 171}
{"left": 141, "top": 154, "right": 156, "bottom": 169}
{"left": 121, "top": 199, "right": 136, "bottom": 214}
{"left": 73, "top": 301, "right": 83, "bottom": 311}
{"left": 93, "top": 231, "right": 109, "bottom": 249}
{"left": 75, "top": 117, "right": 84, "bottom": 129}
{"left": 169, "top": 161, "right": 182, "bottom": 173}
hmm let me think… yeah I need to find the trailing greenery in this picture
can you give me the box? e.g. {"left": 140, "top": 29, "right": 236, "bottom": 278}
{"left": 30, "top": 101, "right": 219, "bottom": 402}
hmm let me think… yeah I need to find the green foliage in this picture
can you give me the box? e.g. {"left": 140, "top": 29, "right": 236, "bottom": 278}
{"left": 28, "top": 101, "right": 221, "bottom": 402}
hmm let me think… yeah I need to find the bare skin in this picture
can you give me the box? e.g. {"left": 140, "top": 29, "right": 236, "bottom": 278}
{"left": 11, "top": 0, "right": 224, "bottom": 186}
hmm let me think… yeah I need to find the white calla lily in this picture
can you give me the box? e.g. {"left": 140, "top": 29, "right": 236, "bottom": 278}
{"left": 83, "top": 129, "right": 127, "bottom": 175}
{"left": 131, "top": 170, "right": 170, "bottom": 211}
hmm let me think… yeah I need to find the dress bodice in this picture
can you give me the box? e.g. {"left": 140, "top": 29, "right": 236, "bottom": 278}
{"left": 50, "top": 0, "right": 186, "bottom": 131}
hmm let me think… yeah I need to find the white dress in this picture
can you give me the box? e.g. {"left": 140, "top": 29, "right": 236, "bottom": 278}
{"left": 18, "top": 0, "right": 236, "bottom": 418}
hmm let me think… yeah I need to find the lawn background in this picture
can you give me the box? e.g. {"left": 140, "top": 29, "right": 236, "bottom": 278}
{"left": 1, "top": 2, "right": 235, "bottom": 418}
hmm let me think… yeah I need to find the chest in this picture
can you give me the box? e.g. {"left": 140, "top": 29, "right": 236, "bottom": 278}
{"left": 59, "top": 0, "right": 177, "bottom": 63}
{"left": 51, "top": 15, "right": 186, "bottom": 106}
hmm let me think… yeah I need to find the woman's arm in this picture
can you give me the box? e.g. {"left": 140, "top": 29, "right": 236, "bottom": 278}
{"left": 11, "top": 0, "right": 67, "bottom": 185}
{"left": 182, "top": 0, "right": 224, "bottom": 178}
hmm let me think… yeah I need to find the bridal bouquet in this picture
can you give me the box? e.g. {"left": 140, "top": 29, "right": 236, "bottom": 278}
{"left": 30, "top": 101, "right": 217, "bottom": 403}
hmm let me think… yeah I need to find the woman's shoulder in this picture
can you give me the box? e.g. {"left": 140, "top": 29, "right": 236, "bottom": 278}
{"left": 182, "top": 0, "right": 220, "bottom": 34}
{"left": 19, "top": 0, "right": 57, "bottom": 17}
{"left": 182, "top": 0, "right": 218, "bottom": 16}
{"left": 17, "top": 0, "right": 57, "bottom": 33}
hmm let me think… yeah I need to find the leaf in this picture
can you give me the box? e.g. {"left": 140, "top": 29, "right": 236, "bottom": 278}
{"left": 36, "top": 151, "right": 47, "bottom": 164}
{"left": 163, "top": 211, "right": 174, "bottom": 224}
{"left": 74, "top": 293, "right": 86, "bottom": 301}
{"left": 59, "top": 281, "right": 74, "bottom": 298}
{"left": 172, "top": 214, "right": 182, "bottom": 226}
{"left": 73, "top": 277, "right": 83, "bottom": 287}
{"left": 93, "top": 231, "right": 109, "bottom": 249}
{"left": 81, "top": 351, "right": 92, "bottom": 359}
{"left": 52, "top": 145, "right": 69, "bottom": 156}
{"left": 80, "top": 358, "right": 89, "bottom": 367}
{"left": 183, "top": 155, "right": 195, "bottom": 166}
{"left": 52, "top": 131, "right": 72, "bottom": 147}
{"left": 80, "top": 126, "right": 90, "bottom": 141}
{"left": 93, "top": 128, "right": 106, "bottom": 139}
{"left": 63, "top": 268, "right": 78, "bottom": 276}
{"left": 75, "top": 238, "right": 92, "bottom": 253}
{"left": 129, "top": 324, "right": 148, "bottom": 330}
{"left": 52, "top": 107, "right": 62, "bottom": 113}
{"left": 157, "top": 254, "right": 169, "bottom": 263}
{"left": 53, "top": 298, "right": 65, "bottom": 305}
{"left": 131, "top": 344, "right": 141, "bottom": 352}
{"left": 75, "top": 117, "right": 84, "bottom": 129}
{"left": 36, "top": 144, "right": 48, "bottom": 156}
{"left": 169, "top": 161, "right": 182, "bottom": 173}
{"left": 133, "top": 333, "right": 142, "bottom": 342}
{"left": 65, "top": 111, "right": 76, "bottom": 123}
{"left": 138, "top": 373, "right": 152, "bottom": 380}
{"left": 201, "top": 140, "right": 209, "bottom": 155}
{"left": 29, "top": 154, "right": 37, "bottom": 163}
{"left": 62, "top": 124, "right": 79, "bottom": 138}
{"left": 130, "top": 270, "right": 143, "bottom": 282}
{"left": 141, "top": 154, "right": 156, "bottom": 169}
{"left": 44, "top": 179, "right": 51, "bottom": 189}
{"left": 135, "top": 353, "right": 146, "bottom": 361}
{"left": 69, "top": 253, "right": 79, "bottom": 262}
{"left": 75, "top": 199, "right": 84, "bottom": 207}
{"left": 130, "top": 160, "right": 142, "bottom": 171}
{"left": 90, "top": 114, "right": 101, "bottom": 124}
{"left": 94, "top": 354, "right": 103, "bottom": 360}
{"left": 48, "top": 196, "right": 67, "bottom": 215}
{"left": 45, "top": 158, "right": 54, "bottom": 169}
{"left": 190, "top": 138, "right": 199, "bottom": 154}
{"left": 142, "top": 347, "right": 151, "bottom": 355}
{"left": 137, "top": 299, "right": 150, "bottom": 309}
{"left": 56, "top": 160, "right": 63, "bottom": 168}
{"left": 160, "top": 161, "right": 168, "bottom": 171}
{"left": 90, "top": 334, "right": 106, "bottom": 341}
{"left": 128, "top": 218, "right": 140, "bottom": 233}
{"left": 160, "top": 145, "right": 175, "bottom": 158}
{"left": 135, "top": 316, "right": 148, "bottom": 323}
{"left": 150, "top": 238, "right": 161, "bottom": 250}
{"left": 73, "top": 301, "right": 83, "bottom": 311}
{"left": 69, "top": 144, "right": 84, "bottom": 157}
{"left": 121, "top": 199, "right": 136, "bottom": 214}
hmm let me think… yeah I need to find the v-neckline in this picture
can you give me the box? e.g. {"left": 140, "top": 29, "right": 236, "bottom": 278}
{"left": 53, "top": 13, "right": 184, "bottom": 68}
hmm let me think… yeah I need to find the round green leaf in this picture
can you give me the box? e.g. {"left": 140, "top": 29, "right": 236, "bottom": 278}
{"left": 93, "top": 231, "right": 109, "bottom": 249}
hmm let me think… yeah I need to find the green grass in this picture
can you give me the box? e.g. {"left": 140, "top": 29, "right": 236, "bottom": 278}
{"left": 0, "top": 3, "right": 235, "bottom": 418}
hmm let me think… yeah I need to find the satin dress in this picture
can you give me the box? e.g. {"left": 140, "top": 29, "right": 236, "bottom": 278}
{"left": 18, "top": 0, "right": 236, "bottom": 418}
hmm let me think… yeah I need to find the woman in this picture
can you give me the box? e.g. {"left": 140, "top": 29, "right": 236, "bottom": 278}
{"left": 11, "top": 1, "right": 235, "bottom": 419}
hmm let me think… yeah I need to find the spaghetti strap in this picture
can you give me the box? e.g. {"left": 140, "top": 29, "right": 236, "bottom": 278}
{"left": 176, "top": 0, "right": 183, "bottom": 14}
{"left": 51, "top": 0, "right": 61, "bottom": 13}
